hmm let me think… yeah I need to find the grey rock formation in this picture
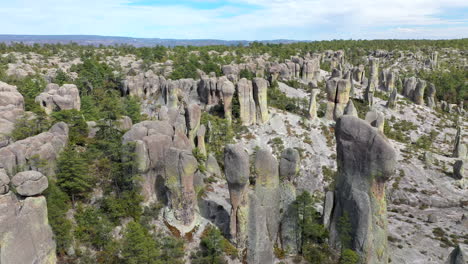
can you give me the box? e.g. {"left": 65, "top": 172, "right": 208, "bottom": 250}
{"left": 279, "top": 148, "right": 300, "bottom": 181}
{"left": 224, "top": 143, "right": 250, "bottom": 247}
{"left": 308, "top": 89, "right": 320, "bottom": 120}
{"left": 122, "top": 70, "right": 166, "bottom": 98}
{"left": 164, "top": 148, "right": 198, "bottom": 226}
{"left": 35, "top": 83, "right": 81, "bottom": 114}
{"left": 279, "top": 148, "right": 300, "bottom": 254}
{"left": 0, "top": 168, "right": 9, "bottom": 194}
{"left": 219, "top": 78, "right": 235, "bottom": 124}
{"left": 302, "top": 57, "right": 320, "bottom": 82}
{"left": 453, "top": 127, "right": 467, "bottom": 159}
{"left": 386, "top": 88, "right": 398, "bottom": 109}
{"left": 365, "top": 110, "right": 385, "bottom": 133}
{"left": 253, "top": 77, "right": 269, "bottom": 124}
{"left": 11, "top": 171, "right": 48, "bottom": 196}
{"left": 325, "top": 77, "right": 351, "bottom": 120}
{"left": 186, "top": 103, "right": 201, "bottom": 146}
{"left": 446, "top": 244, "right": 467, "bottom": 264}
{"left": 365, "top": 58, "right": 379, "bottom": 106}
{"left": 0, "top": 193, "right": 56, "bottom": 264}
{"left": 344, "top": 100, "right": 358, "bottom": 117}
{"left": 0, "top": 122, "right": 69, "bottom": 176}
{"left": 426, "top": 83, "right": 436, "bottom": 109}
{"left": 323, "top": 191, "right": 334, "bottom": 229}
{"left": 248, "top": 147, "right": 280, "bottom": 264}
{"left": 206, "top": 154, "right": 221, "bottom": 178}
{"left": 330, "top": 116, "right": 396, "bottom": 264}
{"left": 413, "top": 79, "right": 426, "bottom": 105}
{"left": 237, "top": 78, "right": 257, "bottom": 126}
{"left": 453, "top": 160, "right": 466, "bottom": 180}
{"left": 117, "top": 116, "right": 133, "bottom": 131}
{"left": 403, "top": 77, "right": 417, "bottom": 99}
{"left": 122, "top": 120, "right": 177, "bottom": 203}
{"left": 196, "top": 124, "right": 206, "bottom": 156}
{"left": 0, "top": 81, "right": 24, "bottom": 143}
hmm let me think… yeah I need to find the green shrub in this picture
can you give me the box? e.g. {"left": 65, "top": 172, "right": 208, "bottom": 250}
{"left": 340, "top": 249, "right": 360, "bottom": 264}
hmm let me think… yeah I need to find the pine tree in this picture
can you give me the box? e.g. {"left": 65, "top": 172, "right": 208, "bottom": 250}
{"left": 121, "top": 221, "right": 161, "bottom": 264}
{"left": 56, "top": 147, "right": 92, "bottom": 203}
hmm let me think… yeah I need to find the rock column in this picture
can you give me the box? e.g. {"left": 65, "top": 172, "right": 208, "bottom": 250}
{"left": 329, "top": 116, "right": 396, "bottom": 264}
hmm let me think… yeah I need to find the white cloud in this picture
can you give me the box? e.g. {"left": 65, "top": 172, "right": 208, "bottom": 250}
{"left": 0, "top": 0, "right": 466, "bottom": 39}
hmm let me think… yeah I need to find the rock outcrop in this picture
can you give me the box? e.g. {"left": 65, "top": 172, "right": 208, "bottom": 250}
{"left": 344, "top": 100, "right": 358, "bottom": 117}
{"left": 413, "top": 79, "right": 426, "bottom": 105}
{"left": 426, "top": 83, "right": 436, "bottom": 109}
{"left": 278, "top": 148, "right": 300, "bottom": 254}
{"left": 308, "top": 88, "right": 320, "bottom": 120}
{"left": 325, "top": 76, "right": 351, "bottom": 120}
{"left": 365, "top": 58, "right": 379, "bottom": 106}
{"left": 11, "top": 171, "right": 48, "bottom": 196}
{"left": 35, "top": 83, "right": 81, "bottom": 114}
{"left": 365, "top": 110, "right": 385, "bottom": 133}
{"left": 0, "top": 165, "right": 55, "bottom": 263}
{"left": 237, "top": 78, "right": 257, "bottom": 126}
{"left": 453, "top": 160, "right": 466, "bottom": 180}
{"left": 453, "top": 127, "right": 466, "bottom": 159}
{"left": 253, "top": 77, "right": 269, "bottom": 124}
{"left": 122, "top": 120, "right": 177, "bottom": 203}
{"left": 446, "top": 244, "right": 467, "bottom": 264}
{"left": 386, "top": 88, "right": 397, "bottom": 109}
{"left": 0, "top": 193, "right": 56, "bottom": 264}
{"left": 164, "top": 147, "right": 198, "bottom": 228}
{"left": 329, "top": 116, "right": 396, "bottom": 263}
{"left": 0, "top": 81, "right": 24, "bottom": 144}
{"left": 220, "top": 78, "right": 235, "bottom": 124}
{"left": 224, "top": 143, "right": 250, "bottom": 247}
{"left": 0, "top": 122, "right": 69, "bottom": 176}
{"left": 247, "top": 147, "right": 280, "bottom": 264}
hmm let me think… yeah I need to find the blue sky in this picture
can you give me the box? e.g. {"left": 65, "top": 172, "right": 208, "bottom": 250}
{"left": 0, "top": 0, "right": 467, "bottom": 40}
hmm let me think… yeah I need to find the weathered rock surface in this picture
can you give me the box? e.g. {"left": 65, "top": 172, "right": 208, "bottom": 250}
{"left": 164, "top": 147, "right": 198, "bottom": 227}
{"left": 330, "top": 116, "right": 396, "bottom": 263}
{"left": 0, "top": 81, "right": 24, "bottom": 143}
{"left": 224, "top": 143, "right": 250, "bottom": 247}
{"left": 122, "top": 120, "right": 176, "bottom": 203}
{"left": 452, "top": 160, "right": 466, "bottom": 180}
{"left": 325, "top": 76, "right": 351, "bottom": 120}
{"left": 344, "top": 100, "right": 358, "bottom": 117}
{"left": 413, "top": 79, "right": 426, "bottom": 105}
{"left": 237, "top": 78, "right": 257, "bottom": 126}
{"left": 0, "top": 122, "right": 69, "bottom": 176}
{"left": 365, "top": 109, "right": 385, "bottom": 133}
{"left": 446, "top": 244, "right": 467, "bottom": 264}
{"left": 426, "top": 83, "right": 436, "bottom": 109}
{"left": 248, "top": 147, "right": 280, "bottom": 264}
{"left": 0, "top": 193, "right": 56, "bottom": 264}
{"left": 386, "top": 88, "right": 398, "bottom": 109}
{"left": 365, "top": 58, "right": 379, "bottom": 106}
{"left": 308, "top": 88, "right": 320, "bottom": 120}
{"left": 11, "top": 170, "right": 48, "bottom": 196}
{"left": 279, "top": 148, "right": 300, "bottom": 254}
{"left": 0, "top": 169, "right": 9, "bottom": 194}
{"left": 253, "top": 77, "right": 269, "bottom": 124}
{"left": 220, "top": 78, "right": 235, "bottom": 124}
{"left": 35, "top": 83, "right": 81, "bottom": 114}
{"left": 453, "top": 127, "right": 466, "bottom": 159}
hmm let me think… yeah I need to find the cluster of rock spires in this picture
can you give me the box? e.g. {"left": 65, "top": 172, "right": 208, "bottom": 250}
{"left": 224, "top": 144, "right": 301, "bottom": 263}
{"left": 0, "top": 47, "right": 466, "bottom": 264}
